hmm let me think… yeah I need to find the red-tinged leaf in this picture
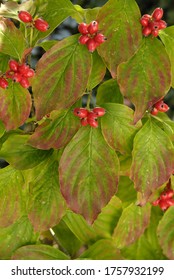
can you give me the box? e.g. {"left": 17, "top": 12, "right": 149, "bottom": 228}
{"left": 96, "top": 79, "right": 123, "bottom": 105}
{"left": 159, "top": 27, "right": 174, "bottom": 88}
{"left": 96, "top": 0, "right": 142, "bottom": 78}
{"left": 101, "top": 103, "right": 141, "bottom": 154}
{"left": 12, "top": 244, "right": 69, "bottom": 260}
{"left": 92, "top": 196, "right": 122, "bottom": 238}
{"left": 113, "top": 203, "right": 151, "bottom": 249}
{"left": 79, "top": 239, "right": 124, "bottom": 260}
{"left": 0, "top": 166, "right": 25, "bottom": 227}
{"left": 117, "top": 37, "right": 171, "bottom": 123}
{"left": 0, "top": 216, "right": 36, "bottom": 260}
{"left": 87, "top": 51, "right": 106, "bottom": 90}
{"left": 130, "top": 119, "right": 174, "bottom": 202}
{"left": 0, "top": 83, "right": 32, "bottom": 130}
{"left": 0, "top": 17, "right": 25, "bottom": 60}
{"left": 157, "top": 206, "right": 174, "bottom": 260}
{"left": 28, "top": 156, "right": 67, "bottom": 232}
{"left": 33, "top": 34, "right": 92, "bottom": 120}
{"left": 28, "top": 104, "right": 81, "bottom": 150}
{"left": 59, "top": 126, "right": 120, "bottom": 223}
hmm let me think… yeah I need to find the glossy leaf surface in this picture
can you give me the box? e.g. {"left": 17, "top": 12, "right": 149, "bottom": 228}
{"left": 96, "top": 79, "right": 123, "bottom": 105}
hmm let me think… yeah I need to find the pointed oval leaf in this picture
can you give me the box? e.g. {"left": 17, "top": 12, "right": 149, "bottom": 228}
{"left": 159, "top": 27, "right": 174, "bottom": 88}
{"left": 113, "top": 203, "right": 151, "bottom": 249}
{"left": 0, "top": 216, "right": 36, "bottom": 260}
{"left": 0, "top": 17, "right": 25, "bottom": 60}
{"left": 130, "top": 119, "right": 174, "bottom": 201}
{"left": 33, "top": 34, "right": 92, "bottom": 120}
{"left": 0, "top": 166, "right": 25, "bottom": 227}
{"left": 157, "top": 206, "right": 174, "bottom": 260}
{"left": 97, "top": 0, "right": 142, "bottom": 78}
{"left": 28, "top": 105, "right": 81, "bottom": 150}
{"left": 0, "top": 53, "right": 9, "bottom": 73}
{"left": 116, "top": 176, "right": 137, "bottom": 207}
{"left": 96, "top": 79, "right": 123, "bottom": 105}
{"left": 28, "top": 158, "right": 67, "bottom": 232}
{"left": 117, "top": 38, "right": 171, "bottom": 123}
{"left": 0, "top": 83, "right": 32, "bottom": 130}
{"left": 101, "top": 103, "right": 141, "bottom": 154}
{"left": 0, "top": 134, "right": 53, "bottom": 169}
{"left": 79, "top": 239, "right": 123, "bottom": 260}
{"left": 12, "top": 244, "right": 69, "bottom": 260}
{"left": 59, "top": 126, "right": 120, "bottom": 223}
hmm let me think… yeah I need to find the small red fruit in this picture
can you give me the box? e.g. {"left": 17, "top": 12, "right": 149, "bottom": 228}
{"left": 12, "top": 72, "right": 22, "bottom": 82}
{"left": 87, "top": 21, "right": 99, "bottom": 34}
{"left": 86, "top": 39, "right": 97, "bottom": 52}
{"left": 73, "top": 108, "right": 88, "bottom": 118}
{"left": 157, "top": 20, "right": 167, "bottom": 29}
{"left": 9, "top": 60, "right": 19, "bottom": 72}
{"left": 81, "top": 118, "right": 88, "bottom": 126}
{"left": 79, "top": 35, "right": 89, "bottom": 45}
{"left": 152, "top": 8, "right": 163, "bottom": 21}
{"left": 151, "top": 107, "right": 158, "bottom": 116}
{"left": 166, "top": 199, "right": 174, "bottom": 207}
{"left": 142, "top": 26, "right": 152, "bottom": 37}
{"left": 18, "top": 10, "right": 32, "bottom": 23}
{"left": 94, "top": 33, "right": 107, "bottom": 44}
{"left": 19, "top": 77, "right": 30, "bottom": 88}
{"left": 151, "top": 29, "right": 159, "bottom": 37}
{"left": 92, "top": 107, "right": 106, "bottom": 117}
{"left": 152, "top": 198, "right": 160, "bottom": 206}
{"left": 159, "top": 200, "right": 168, "bottom": 211}
{"left": 34, "top": 18, "right": 49, "bottom": 32}
{"left": 23, "top": 68, "right": 35, "bottom": 78}
{"left": 88, "top": 118, "right": 98, "bottom": 128}
{"left": 154, "top": 100, "right": 169, "bottom": 112}
{"left": 78, "top": 23, "right": 89, "bottom": 35}
{"left": 0, "top": 77, "right": 8, "bottom": 89}
{"left": 18, "top": 64, "right": 30, "bottom": 75}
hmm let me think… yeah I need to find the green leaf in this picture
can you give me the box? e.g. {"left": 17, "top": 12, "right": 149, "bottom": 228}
{"left": 0, "top": 83, "right": 32, "bottom": 130}
{"left": 159, "top": 27, "right": 174, "bottom": 88}
{"left": 28, "top": 156, "right": 67, "bottom": 232}
{"left": 28, "top": 103, "right": 81, "bottom": 150}
{"left": 87, "top": 51, "right": 106, "bottom": 90}
{"left": 118, "top": 38, "right": 171, "bottom": 123}
{"left": 0, "top": 0, "right": 35, "bottom": 20}
{"left": 0, "top": 166, "right": 25, "bottom": 227}
{"left": 0, "top": 17, "right": 25, "bottom": 60}
{"left": 59, "top": 126, "right": 120, "bottom": 223}
{"left": 74, "top": 5, "right": 100, "bottom": 23}
{"left": 0, "top": 53, "right": 9, "bottom": 73}
{"left": 92, "top": 196, "right": 122, "bottom": 238}
{"left": 130, "top": 119, "right": 174, "bottom": 202}
{"left": 101, "top": 103, "right": 141, "bottom": 154}
{"left": 116, "top": 176, "right": 137, "bottom": 207}
{"left": 157, "top": 206, "right": 174, "bottom": 260}
{"left": 96, "top": 79, "right": 123, "bottom": 105}
{"left": 118, "top": 154, "right": 132, "bottom": 177}
{"left": 97, "top": 0, "right": 142, "bottom": 78}
{"left": 79, "top": 239, "right": 123, "bottom": 260}
{"left": 113, "top": 203, "right": 151, "bottom": 249}
{"left": 33, "top": 34, "right": 92, "bottom": 120}
{"left": 12, "top": 244, "right": 69, "bottom": 260}
{"left": 39, "top": 40, "right": 58, "bottom": 51}
{"left": 0, "top": 120, "right": 5, "bottom": 138}
{"left": 0, "top": 134, "right": 53, "bottom": 169}
{"left": 0, "top": 216, "right": 36, "bottom": 260}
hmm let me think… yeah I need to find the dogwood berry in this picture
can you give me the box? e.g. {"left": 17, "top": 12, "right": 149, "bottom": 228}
{"left": 34, "top": 18, "right": 49, "bottom": 32}
{"left": 152, "top": 8, "right": 163, "bottom": 21}
{"left": 73, "top": 107, "right": 105, "bottom": 128}
{"left": 78, "top": 23, "right": 89, "bottom": 35}
{"left": 73, "top": 108, "right": 88, "bottom": 118}
{"left": 18, "top": 11, "right": 32, "bottom": 23}
{"left": 152, "top": 179, "right": 174, "bottom": 211}
{"left": 0, "top": 77, "right": 8, "bottom": 89}
{"left": 87, "top": 21, "right": 99, "bottom": 35}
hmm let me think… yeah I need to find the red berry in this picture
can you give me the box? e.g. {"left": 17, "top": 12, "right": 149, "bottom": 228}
{"left": 159, "top": 200, "right": 168, "bottom": 211}
{"left": 94, "top": 33, "right": 107, "bottom": 44}
{"left": 12, "top": 72, "right": 22, "bottom": 82}
{"left": 165, "top": 189, "right": 174, "bottom": 199}
{"left": 5, "top": 70, "right": 14, "bottom": 79}
{"left": 140, "top": 14, "right": 151, "bottom": 27}
{"left": 152, "top": 8, "right": 163, "bottom": 21}
{"left": 23, "top": 68, "right": 35, "bottom": 78}
{"left": 152, "top": 198, "right": 160, "bottom": 206}
{"left": 87, "top": 21, "right": 99, "bottom": 35}
{"left": 86, "top": 39, "right": 97, "bottom": 52}
{"left": 19, "top": 77, "right": 30, "bottom": 88}
{"left": 157, "top": 20, "right": 167, "bottom": 29}
{"left": 87, "top": 111, "right": 96, "bottom": 119}
{"left": 166, "top": 199, "right": 174, "bottom": 207}
{"left": 18, "top": 64, "right": 30, "bottom": 75}
{"left": 0, "top": 77, "right": 8, "bottom": 89}
{"left": 92, "top": 107, "right": 106, "bottom": 117}
{"left": 79, "top": 35, "right": 89, "bottom": 45}
{"left": 151, "top": 107, "right": 158, "bottom": 116}
{"left": 18, "top": 11, "right": 32, "bottom": 23}
{"left": 81, "top": 118, "right": 88, "bottom": 126}
{"left": 73, "top": 108, "right": 88, "bottom": 118}
{"left": 34, "top": 18, "right": 49, "bottom": 32}
{"left": 142, "top": 26, "right": 152, "bottom": 37}
{"left": 9, "top": 60, "right": 19, "bottom": 72}
{"left": 154, "top": 100, "right": 169, "bottom": 112}
{"left": 78, "top": 23, "right": 89, "bottom": 35}
{"left": 88, "top": 118, "right": 98, "bottom": 128}
{"left": 151, "top": 29, "right": 159, "bottom": 37}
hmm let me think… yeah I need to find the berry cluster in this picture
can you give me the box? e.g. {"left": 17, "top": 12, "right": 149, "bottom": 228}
{"left": 140, "top": 7, "right": 167, "bottom": 37}
{"left": 151, "top": 99, "right": 169, "bottom": 116}
{"left": 78, "top": 21, "right": 106, "bottom": 52}
{"left": 0, "top": 76, "right": 8, "bottom": 89}
{"left": 152, "top": 180, "right": 174, "bottom": 211}
{"left": 18, "top": 11, "right": 49, "bottom": 32}
{"left": 73, "top": 107, "right": 105, "bottom": 128}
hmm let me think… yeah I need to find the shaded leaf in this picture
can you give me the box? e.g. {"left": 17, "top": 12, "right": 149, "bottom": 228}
{"left": 74, "top": 5, "right": 100, "bottom": 23}
{"left": 0, "top": 17, "right": 25, "bottom": 60}
{"left": 0, "top": 120, "right": 5, "bottom": 138}
{"left": 101, "top": 103, "right": 141, "bottom": 154}
{"left": 116, "top": 176, "right": 137, "bottom": 207}
{"left": 130, "top": 119, "right": 174, "bottom": 202}
{"left": 79, "top": 239, "right": 124, "bottom": 260}
{"left": 28, "top": 103, "right": 81, "bottom": 150}
{"left": 97, "top": 0, "right": 142, "bottom": 78}
{"left": 0, "top": 216, "right": 36, "bottom": 260}
{"left": 96, "top": 79, "right": 123, "bottom": 105}
{"left": 59, "top": 126, "right": 120, "bottom": 223}
{"left": 0, "top": 0, "right": 34, "bottom": 20}
{"left": 113, "top": 203, "right": 151, "bottom": 249}
{"left": 0, "top": 166, "right": 25, "bottom": 227}
{"left": 0, "top": 53, "right": 9, "bottom": 73}
{"left": 0, "top": 83, "right": 32, "bottom": 130}
{"left": 118, "top": 38, "right": 171, "bottom": 123}
{"left": 157, "top": 206, "right": 174, "bottom": 260}
{"left": 118, "top": 154, "right": 132, "bottom": 177}
{"left": 12, "top": 244, "right": 69, "bottom": 260}
{"left": 28, "top": 155, "right": 67, "bottom": 232}
{"left": 39, "top": 40, "right": 58, "bottom": 51}
{"left": 33, "top": 34, "right": 92, "bottom": 120}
